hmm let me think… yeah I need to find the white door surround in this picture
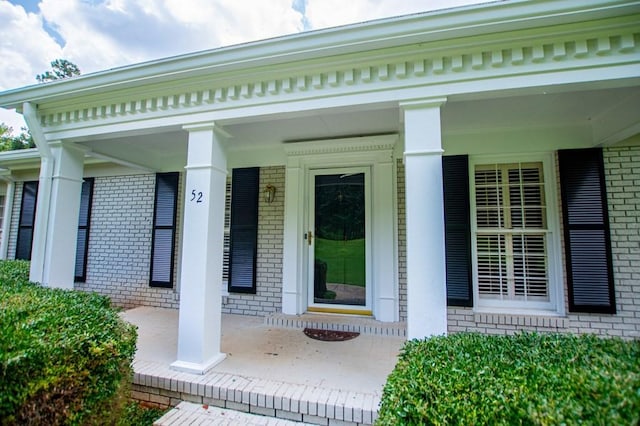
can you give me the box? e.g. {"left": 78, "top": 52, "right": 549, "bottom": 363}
{"left": 282, "top": 135, "right": 398, "bottom": 322}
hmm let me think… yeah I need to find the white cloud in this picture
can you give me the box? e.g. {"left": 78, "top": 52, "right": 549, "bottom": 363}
{"left": 37, "top": 0, "right": 304, "bottom": 73}
{"left": 305, "top": 0, "right": 496, "bottom": 29}
{"left": 0, "top": 108, "right": 27, "bottom": 133}
{"left": 0, "top": 1, "right": 63, "bottom": 90}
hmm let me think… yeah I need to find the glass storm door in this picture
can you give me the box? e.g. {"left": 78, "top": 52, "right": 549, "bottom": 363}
{"left": 308, "top": 168, "right": 371, "bottom": 312}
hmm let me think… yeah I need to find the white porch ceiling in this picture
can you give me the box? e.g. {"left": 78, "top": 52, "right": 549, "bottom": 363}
{"left": 76, "top": 85, "right": 640, "bottom": 171}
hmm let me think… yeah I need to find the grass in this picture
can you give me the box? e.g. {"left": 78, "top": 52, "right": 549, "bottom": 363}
{"left": 315, "top": 237, "right": 365, "bottom": 286}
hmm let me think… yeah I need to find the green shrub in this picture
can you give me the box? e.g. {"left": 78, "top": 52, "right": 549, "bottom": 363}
{"left": 0, "top": 259, "right": 30, "bottom": 285}
{"left": 0, "top": 260, "right": 137, "bottom": 425}
{"left": 377, "top": 332, "right": 640, "bottom": 425}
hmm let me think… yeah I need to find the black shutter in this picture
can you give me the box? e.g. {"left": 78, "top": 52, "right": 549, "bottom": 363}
{"left": 150, "top": 172, "right": 179, "bottom": 288}
{"left": 228, "top": 167, "right": 259, "bottom": 293}
{"left": 75, "top": 178, "right": 94, "bottom": 282}
{"left": 16, "top": 181, "right": 38, "bottom": 260}
{"left": 559, "top": 148, "right": 615, "bottom": 313}
{"left": 442, "top": 155, "right": 473, "bottom": 306}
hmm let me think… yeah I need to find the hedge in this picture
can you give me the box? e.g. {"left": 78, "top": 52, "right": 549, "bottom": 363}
{"left": 0, "top": 260, "right": 137, "bottom": 425}
{"left": 377, "top": 332, "right": 640, "bottom": 425}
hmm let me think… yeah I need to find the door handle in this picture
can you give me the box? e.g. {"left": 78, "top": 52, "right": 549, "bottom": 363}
{"left": 307, "top": 231, "right": 313, "bottom": 246}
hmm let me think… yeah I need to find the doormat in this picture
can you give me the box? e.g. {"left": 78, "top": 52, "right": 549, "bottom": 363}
{"left": 303, "top": 327, "right": 360, "bottom": 342}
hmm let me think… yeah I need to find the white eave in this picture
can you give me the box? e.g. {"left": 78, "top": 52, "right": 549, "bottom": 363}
{"left": 0, "top": 0, "right": 638, "bottom": 110}
{"left": 0, "top": 149, "right": 40, "bottom": 170}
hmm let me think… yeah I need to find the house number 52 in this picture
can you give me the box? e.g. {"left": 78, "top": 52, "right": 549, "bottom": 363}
{"left": 190, "top": 190, "right": 203, "bottom": 203}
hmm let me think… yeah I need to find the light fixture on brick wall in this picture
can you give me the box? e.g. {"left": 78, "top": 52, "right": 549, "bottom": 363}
{"left": 263, "top": 184, "right": 276, "bottom": 204}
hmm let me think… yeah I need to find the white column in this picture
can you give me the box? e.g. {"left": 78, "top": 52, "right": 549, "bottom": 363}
{"left": 282, "top": 158, "right": 306, "bottom": 314}
{"left": 400, "top": 98, "right": 448, "bottom": 339}
{"left": 171, "top": 123, "right": 227, "bottom": 374}
{"left": 29, "top": 153, "right": 53, "bottom": 284}
{"left": 32, "top": 142, "right": 84, "bottom": 289}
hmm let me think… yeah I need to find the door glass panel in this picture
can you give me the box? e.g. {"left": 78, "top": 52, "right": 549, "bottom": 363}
{"left": 314, "top": 173, "right": 366, "bottom": 306}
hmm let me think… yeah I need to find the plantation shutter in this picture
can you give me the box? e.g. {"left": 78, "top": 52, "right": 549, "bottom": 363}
{"left": 559, "top": 148, "right": 615, "bottom": 313}
{"left": 228, "top": 167, "right": 259, "bottom": 293}
{"left": 74, "top": 178, "right": 94, "bottom": 282}
{"left": 442, "top": 155, "right": 473, "bottom": 306}
{"left": 16, "top": 181, "right": 38, "bottom": 260}
{"left": 474, "top": 163, "right": 550, "bottom": 303}
{"left": 150, "top": 172, "right": 179, "bottom": 288}
{"left": 222, "top": 178, "right": 232, "bottom": 283}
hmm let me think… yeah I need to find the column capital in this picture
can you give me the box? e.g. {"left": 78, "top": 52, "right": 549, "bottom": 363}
{"left": 48, "top": 140, "right": 89, "bottom": 154}
{"left": 399, "top": 97, "right": 447, "bottom": 111}
{"left": 402, "top": 98, "right": 445, "bottom": 154}
{"left": 183, "top": 122, "right": 232, "bottom": 139}
{"left": 185, "top": 122, "right": 228, "bottom": 172}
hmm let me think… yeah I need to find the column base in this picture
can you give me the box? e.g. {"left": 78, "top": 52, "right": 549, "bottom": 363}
{"left": 170, "top": 353, "right": 227, "bottom": 375}
{"left": 282, "top": 291, "right": 301, "bottom": 315}
{"left": 407, "top": 319, "right": 447, "bottom": 340}
{"left": 376, "top": 297, "right": 398, "bottom": 322}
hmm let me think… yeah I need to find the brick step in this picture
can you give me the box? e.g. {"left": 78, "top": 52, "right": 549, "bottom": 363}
{"left": 265, "top": 313, "right": 406, "bottom": 337}
{"left": 134, "top": 362, "right": 380, "bottom": 425}
{"left": 154, "top": 401, "right": 312, "bottom": 425}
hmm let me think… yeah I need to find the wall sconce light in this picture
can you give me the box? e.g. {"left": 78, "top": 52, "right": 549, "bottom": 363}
{"left": 264, "top": 184, "right": 276, "bottom": 204}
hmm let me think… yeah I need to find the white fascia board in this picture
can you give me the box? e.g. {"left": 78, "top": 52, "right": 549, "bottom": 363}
{"left": 0, "top": 148, "right": 40, "bottom": 162}
{"left": 0, "top": 0, "right": 637, "bottom": 110}
{"left": 0, "top": 149, "right": 41, "bottom": 172}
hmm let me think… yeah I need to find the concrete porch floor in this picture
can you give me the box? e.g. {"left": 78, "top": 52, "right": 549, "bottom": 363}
{"left": 121, "top": 306, "right": 404, "bottom": 396}
{"left": 121, "top": 307, "right": 406, "bottom": 424}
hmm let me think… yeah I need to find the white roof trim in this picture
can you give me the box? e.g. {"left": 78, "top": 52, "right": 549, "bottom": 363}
{"left": 0, "top": 0, "right": 637, "bottom": 109}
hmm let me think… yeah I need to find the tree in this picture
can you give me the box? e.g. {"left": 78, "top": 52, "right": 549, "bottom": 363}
{"left": 0, "top": 123, "right": 35, "bottom": 151}
{"left": 36, "top": 59, "right": 81, "bottom": 83}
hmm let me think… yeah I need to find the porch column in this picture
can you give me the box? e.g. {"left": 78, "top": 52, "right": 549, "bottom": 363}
{"left": 171, "top": 123, "right": 227, "bottom": 374}
{"left": 31, "top": 142, "right": 84, "bottom": 289}
{"left": 282, "top": 157, "right": 305, "bottom": 314}
{"left": 400, "top": 98, "right": 447, "bottom": 339}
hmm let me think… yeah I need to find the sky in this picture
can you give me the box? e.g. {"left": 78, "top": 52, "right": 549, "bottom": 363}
{"left": 0, "top": 0, "right": 496, "bottom": 133}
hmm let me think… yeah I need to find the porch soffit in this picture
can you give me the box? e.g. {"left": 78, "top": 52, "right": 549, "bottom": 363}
{"left": 30, "top": 12, "right": 639, "bottom": 141}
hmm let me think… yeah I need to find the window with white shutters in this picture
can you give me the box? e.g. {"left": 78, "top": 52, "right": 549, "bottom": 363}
{"left": 473, "top": 161, "right": 553, "bottom": 308}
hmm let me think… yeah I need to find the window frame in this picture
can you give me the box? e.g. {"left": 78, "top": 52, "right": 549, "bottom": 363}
{"left": 469, "top": 153, "right": 564, "bottom": 314}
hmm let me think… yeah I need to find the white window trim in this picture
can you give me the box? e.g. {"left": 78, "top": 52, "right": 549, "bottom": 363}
{"left": 469, "top": 152, "right": 565, "bottom": 315}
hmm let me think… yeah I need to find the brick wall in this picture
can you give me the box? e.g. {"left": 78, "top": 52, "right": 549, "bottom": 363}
{"left": 75, "top": 174, "right": 180, "bottom": 309}
{"left": 222, "top": 166, "right": 284, "bottom": 316}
